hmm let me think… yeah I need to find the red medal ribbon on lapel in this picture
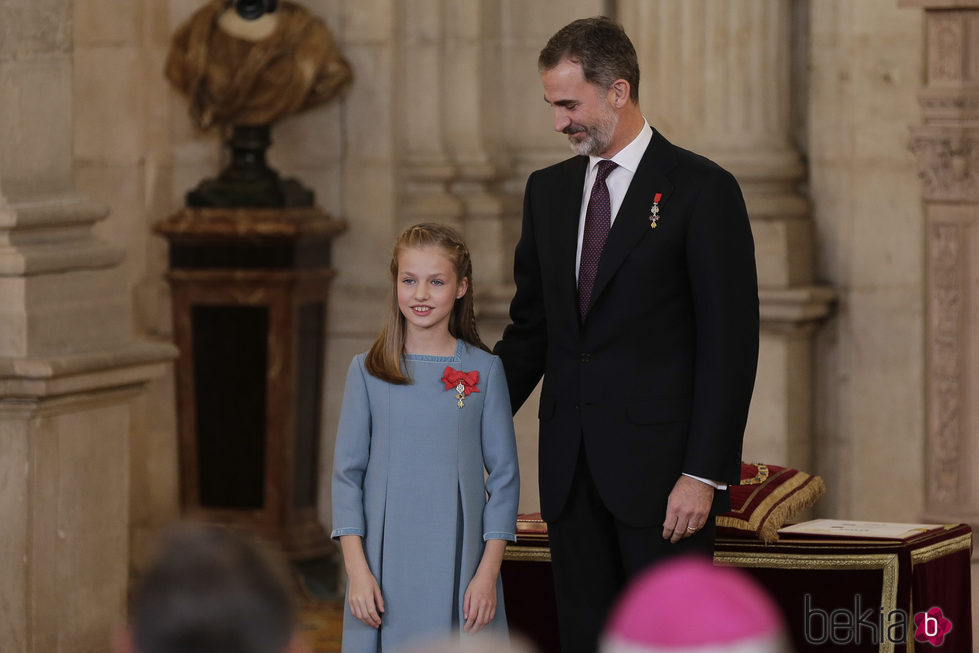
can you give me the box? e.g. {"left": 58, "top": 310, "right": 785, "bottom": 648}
{"left": 649, "top": 192, "right": 663, "bottom": 229}
{"left": 442, "top": 367, "right": 480, "bottom": 396}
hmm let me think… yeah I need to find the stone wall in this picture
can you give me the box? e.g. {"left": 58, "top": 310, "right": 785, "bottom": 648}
{"left": 73, "top": 0, "right": 183, "bottom": 573}
{"left": 20, "top": 0, "right": 966, "bottom": 648}
{"left": 1, "top": 1, "right": 174, "bottom": 651}
{"left": 808, "top": 1, "right": 925, "bottom": 521}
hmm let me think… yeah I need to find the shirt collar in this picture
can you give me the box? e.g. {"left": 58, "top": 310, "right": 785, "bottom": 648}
{"left": 588, "top": 118, "right": 652, "bottom": 175}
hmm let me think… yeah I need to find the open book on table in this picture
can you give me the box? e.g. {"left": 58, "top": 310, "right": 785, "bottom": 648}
{"left": 778, "top": 519, "right": 945, "bottom": 540}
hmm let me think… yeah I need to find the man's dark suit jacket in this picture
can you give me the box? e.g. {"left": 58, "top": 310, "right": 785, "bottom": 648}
{"left": 494, "top": 128, "right": 759, "bottom": 528}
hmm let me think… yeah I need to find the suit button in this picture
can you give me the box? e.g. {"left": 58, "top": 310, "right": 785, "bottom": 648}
{"left": 580, "top": 353, "right": 591, "bottom": 363}
{"left": 574, "top": 402, "right": 580, "bottom": 410}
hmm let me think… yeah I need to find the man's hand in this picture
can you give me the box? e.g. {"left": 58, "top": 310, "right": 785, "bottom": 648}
{"left": 662, "top": 475, "right": 714, "bottom": 543}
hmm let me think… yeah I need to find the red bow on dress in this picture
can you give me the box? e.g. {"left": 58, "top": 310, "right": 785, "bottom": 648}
{"left": 442, "top": 367, "right": 480, "bottom": 396}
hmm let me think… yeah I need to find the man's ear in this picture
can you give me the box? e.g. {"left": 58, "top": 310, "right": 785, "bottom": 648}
{"left": 608, "top": 79, "right": 631, "bottom": 108}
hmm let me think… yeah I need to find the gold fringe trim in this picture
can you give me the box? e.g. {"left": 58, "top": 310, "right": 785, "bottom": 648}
{"left": 716, "top": 474, "right": 826, "bottom": 543}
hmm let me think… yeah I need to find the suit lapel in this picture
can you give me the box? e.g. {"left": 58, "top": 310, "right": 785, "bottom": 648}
{"left": 556, "top": 156, "right": 588, "bottom": 329}
{"left": 587, "top": 129, "right": 678, "bottom": 314}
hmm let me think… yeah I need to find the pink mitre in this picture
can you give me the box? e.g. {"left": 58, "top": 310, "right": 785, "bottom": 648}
{"left": 601, "top": 555, "right": 791, "bottom": 653}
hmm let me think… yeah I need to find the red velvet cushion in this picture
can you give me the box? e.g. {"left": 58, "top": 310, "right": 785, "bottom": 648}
{"left": 515, "top": 512, "right": 548, "bottom": 540}
{"left": 716, "top": 462, "right": 826, "bottom": 543}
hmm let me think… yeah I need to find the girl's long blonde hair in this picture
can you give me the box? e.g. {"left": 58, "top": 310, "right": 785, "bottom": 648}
{"left": 365, "top": 223, "right": 489, "bottom": 384}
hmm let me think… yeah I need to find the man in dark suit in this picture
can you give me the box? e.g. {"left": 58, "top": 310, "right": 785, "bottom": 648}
{"left": 494, "top": 17, "right": 759, "bottom": 653}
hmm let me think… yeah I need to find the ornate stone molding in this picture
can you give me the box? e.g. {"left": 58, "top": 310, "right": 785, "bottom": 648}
{"left": 902, "top": 0, "right": 979, "bottom": 523}
{"left": 0, "top": 342, "right": 176, "bottom": 399}
{"left": 0, "top": 194, "right": 122, "bottom": 275}
{"left": 928, "top": 11, "right": 971, "bottom": 82}
{"left": 918, "top": 91, "right": 979, "bottom": 121}
{"left": 909, "top": 127, "right": 979, "bottom": 201}
{"left": 927, "top": 221, "right": 965, "bottom": 505}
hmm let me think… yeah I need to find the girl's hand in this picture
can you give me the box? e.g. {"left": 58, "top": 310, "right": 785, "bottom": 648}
{"left": 347, "top": 567, "right": 384, "bottom": 629}
{"left": 462, "top": 569, "right": 497, "bottom": 634}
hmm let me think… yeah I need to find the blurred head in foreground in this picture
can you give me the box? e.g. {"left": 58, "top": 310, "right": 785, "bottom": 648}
{"left": 601, "top": 555, "right": 792, "bottom": 653}
{"left": 119, "top": 523, "right": 301, "bottom": 653}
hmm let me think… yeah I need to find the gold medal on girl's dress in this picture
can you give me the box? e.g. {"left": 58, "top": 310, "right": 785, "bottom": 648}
{"left": 442, "top": 366, "right": 480, "bottom": 409}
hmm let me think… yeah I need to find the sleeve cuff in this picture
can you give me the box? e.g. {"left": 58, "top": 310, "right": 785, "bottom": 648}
{"left": 483, "top": 531, "right": 517, "bottom": 542}
{"left": 331, "top": 527, "right": 365, "bottom": 540}
{"left": 682, "top": 473, "right": 728, "bottom": 491}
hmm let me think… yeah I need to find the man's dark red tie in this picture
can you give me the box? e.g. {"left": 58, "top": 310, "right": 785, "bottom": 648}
{"left": 578, "top": 159, "right": 618, "bottom": 319}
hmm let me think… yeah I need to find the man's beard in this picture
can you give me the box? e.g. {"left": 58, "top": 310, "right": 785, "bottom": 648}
{"left": 565, "top": 102, "right": 618, "bottom": 156}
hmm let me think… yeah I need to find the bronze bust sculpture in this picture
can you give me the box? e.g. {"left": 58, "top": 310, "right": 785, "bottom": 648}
{"left": 166, "top": 0, "right": 352, "bottom": 206}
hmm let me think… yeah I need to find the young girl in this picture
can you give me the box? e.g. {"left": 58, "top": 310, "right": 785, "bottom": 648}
{"left": 331, "top": 223, "right": 520, "bottom": 652}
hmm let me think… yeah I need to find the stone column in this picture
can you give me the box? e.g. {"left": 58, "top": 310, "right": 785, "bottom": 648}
{"left": 487, "top": 1, "right": 606, "bottom": 515}
{"left": 620, "top": 0, "right": 835, "bottom": 471}
{"left": 443, "top": 0, "right": 512, "bottom": 311}
{"left": 901, "top": 0, "right": 979, "bottom": 529}
{"left": 317, "top": 0, "right": 399, "bottom": 553}
{"left": 0, "top": 1, "right": 174, "bottom": 650}
{"left": 396, "top": 0, "right": 462, "bottom": 230}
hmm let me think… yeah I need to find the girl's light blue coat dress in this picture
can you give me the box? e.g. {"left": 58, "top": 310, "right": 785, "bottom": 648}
{"left": 331, "top": 341, "right": 520, "bottom": 653}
